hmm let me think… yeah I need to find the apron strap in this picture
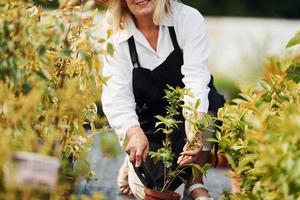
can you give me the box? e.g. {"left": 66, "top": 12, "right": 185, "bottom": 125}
{"left": 168, "top": 27, "right": 181, "bottom": 52}
{"left": 128, "top": 36, "right": 141, "bottom": 68}
{"left": 128, "top": 27, "right": 180, "bottom": 68}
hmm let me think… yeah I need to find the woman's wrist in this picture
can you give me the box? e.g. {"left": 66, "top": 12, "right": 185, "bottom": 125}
{"left": 126, "top": 125, "right": 143, "bottom": 140}
{"left": 188, "top": 112, "right": 205, "bottom": 120}
{"left": 185, "top": 112, "right": 205, "bottom": 143}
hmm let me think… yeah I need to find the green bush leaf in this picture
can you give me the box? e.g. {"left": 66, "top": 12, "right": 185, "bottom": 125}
{"left": 285, "top": 62, "right": 300, "bottom": 83}
{"left": 107, "top": 42, "right": 114, "bottom": 56}
{"left": 286, "top": 32, "right": 300, "bottom": 48}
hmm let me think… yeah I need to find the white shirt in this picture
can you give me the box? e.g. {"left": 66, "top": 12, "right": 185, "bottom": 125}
{"left": 101, "top": 2, "right": 210, "bottom": 146}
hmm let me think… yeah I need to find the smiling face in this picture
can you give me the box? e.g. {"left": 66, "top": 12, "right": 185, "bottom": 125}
{"left": 125, "top": 0, "right": 156, "bottom": 18}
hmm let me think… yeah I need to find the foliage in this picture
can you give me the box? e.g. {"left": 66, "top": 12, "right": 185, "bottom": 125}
{"left": 34, "top": 0, "right": 59, "bottom": 8}
{"left": 38, "top": 0, "right": 300, "bottom": 19}
{"left": 0, "top": 0, "right": 110, "bottom": 198}
{"left": 217, "top": 49, "right": 300, "bottom": 199}
{"left": 149, "top": 86, "right": 212, "bottom": 192}
{"left": 286, "top": 32, "right": 300, "bottom": 49}
{"left": 98, "top": 126, "right": 122, "bottom": 159}
{"left": 182, "top": 0, "right": 300, "bottom": 19}
{"left": 214, "top": 77, "right": 240, "bottom": 101}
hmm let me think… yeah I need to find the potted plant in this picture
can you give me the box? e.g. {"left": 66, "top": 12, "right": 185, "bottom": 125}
{"left": 144, "top": 86, "right": 212, "bottom": 200}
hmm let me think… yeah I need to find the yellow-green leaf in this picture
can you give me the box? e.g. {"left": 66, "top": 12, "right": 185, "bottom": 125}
{"left": 286, "top": 32, "right": 300, "bottom": 48}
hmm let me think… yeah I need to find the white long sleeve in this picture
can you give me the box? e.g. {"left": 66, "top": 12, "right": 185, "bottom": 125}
{"left": 101, "top": 40, "right": 139, "bottom": 147}
{"left": 176, "top": 5, "right": 210, "bottom": 114}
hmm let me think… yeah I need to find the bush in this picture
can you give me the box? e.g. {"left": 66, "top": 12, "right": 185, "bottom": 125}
{"left": 216, "top": 35, "right": 300, "bottom": 199}
{"left": 182, "top": 0, "right": 300, "bottom": 18}
{"left": 0, "top": 0, "right": 110, "bottom": 198}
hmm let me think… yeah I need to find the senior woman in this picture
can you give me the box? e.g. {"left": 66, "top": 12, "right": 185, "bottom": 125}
{"left": 102, "top": 0, "right": 223, "bottom": 199}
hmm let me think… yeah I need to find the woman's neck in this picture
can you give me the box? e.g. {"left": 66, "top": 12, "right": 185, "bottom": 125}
{"left": 133, "top": 14, "right": 159, "bottom": 51}
{"left": 134, "top": 14, "right": 157, "bottom": 32}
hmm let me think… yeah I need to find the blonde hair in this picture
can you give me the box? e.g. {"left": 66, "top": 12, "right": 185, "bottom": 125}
{"left": 107, "top": 0, "right": 173, "bottom": 31}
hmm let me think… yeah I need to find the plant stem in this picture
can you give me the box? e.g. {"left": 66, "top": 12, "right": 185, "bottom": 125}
{"left": 163, "top": 166, "right": 166, "bottom": 190}
{"left": 163, "top": 166, "right": 189, "bottom": 191}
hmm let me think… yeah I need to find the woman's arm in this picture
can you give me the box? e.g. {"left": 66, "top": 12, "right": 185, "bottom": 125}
{"left": 175, "top": 5, "right": 212, "bottom": 164}
{"left": 101, "top": 41, "right": 148, "bottom": 167}
{"left": 101, "top": 41, "right": 139, "bottom": 146}
{"left": 176, "top": 5, "right": 211, "bottom": 115}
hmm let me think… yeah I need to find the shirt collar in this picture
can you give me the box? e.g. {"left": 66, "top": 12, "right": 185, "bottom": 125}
{"left": 117, "top": 13, "right": 174, "bottom": 44}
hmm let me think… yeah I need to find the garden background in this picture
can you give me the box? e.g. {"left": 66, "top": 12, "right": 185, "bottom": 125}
{"left": 0, "top": 0, "right": 300, "bottom": 199}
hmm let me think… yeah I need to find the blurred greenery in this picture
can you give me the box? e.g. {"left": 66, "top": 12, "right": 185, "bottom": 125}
{"left": 216, "top": 31, "right": 300, "bottom": 198}
{"left": 36, "top": 0, "right": 300, "bottom": 18}
{"left": 182, "top": 0, "right": 300, "bottom": 18}
{"left": 34, "top": 0, "right": 58, "bottom": 8}
{"left": 0, "top": 0, "right": 110, "bottom": 198}
{"left": 214, "top": 78, "right": 240, "bottom": 101}
{"left": 98, "top": 128, "right": 122, "bottom": 159}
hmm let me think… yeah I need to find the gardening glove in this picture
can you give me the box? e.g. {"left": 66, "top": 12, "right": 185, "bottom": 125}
{"left": 125, "top": 125, "right": 149, "bottom": 168}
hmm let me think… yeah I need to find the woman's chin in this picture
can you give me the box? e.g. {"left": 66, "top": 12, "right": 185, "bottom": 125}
{"left": 135, "top": 8, "right": 154, "bottom": 17}
{"left": 128, "top": 0, "right": 155, "bottom": 18}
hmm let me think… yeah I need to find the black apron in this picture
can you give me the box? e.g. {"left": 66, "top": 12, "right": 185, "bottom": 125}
{"left": 128, "top": 27, "right": 225, "bottom": 190}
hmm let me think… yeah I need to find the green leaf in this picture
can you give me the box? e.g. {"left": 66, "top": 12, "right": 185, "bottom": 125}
{"left": 183, "top": 163, "right": 210, "bottom": 177}
{"left": 194, "top": 99, "right": 201, "bottom": 110}
{"left": 231, "top": 145, "right": 244, "bottom": 151}
{"left": 225, "top": 152, "right": 236, "bottom": 168}
{"left": 285, "top": 63, "right": 300, "bottom": 83}
{"left": 216, "top": 131, "right": 221, "bottom": 141}
{"left": 182, "top": 105, "right": 193, "bottom": 112}
{"left": 38, "top": 45, "right": 46, "bottom": 58}
{"left": 192, "top": 167, "right": 199, "bottom": 180}
{"left": 260, "top": 80, "right": 271, "bottom": 91}
{"left": 107, "top": 42, "right": 114, "bottom": 56}
{"left": 154, "top": 121, "right": 164, "bottom": 127}
{"left": 64, "top": 146, "right": 72, "bottom": 158}
{"left": 202, "top": 163, "right": 212, "bottom": 172}
{"left": 155, "top": 115, "right": 166, "bottom": 122}
{"left": 206, "top": 138, "right": 219, "bottom": 143}
{"left": 238, "top": 155, "right": 254, "bottom": 168}
{"left": 286, "top": 32, "right": 300, "bottom": 48}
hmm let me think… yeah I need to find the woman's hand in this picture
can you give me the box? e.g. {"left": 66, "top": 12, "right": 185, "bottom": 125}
{"left": 177, "top": 113, "right": 205, "bottom": 166}
{"left": 126, "top": 125, "right": 149, "bottom": 168}
{"left": 177, "top": 143, "right": 202, "bottom": 166}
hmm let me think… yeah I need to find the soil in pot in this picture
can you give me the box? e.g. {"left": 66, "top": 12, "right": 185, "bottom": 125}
{"left": 144, "top": 187, "right": 181, "bottom": 200}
